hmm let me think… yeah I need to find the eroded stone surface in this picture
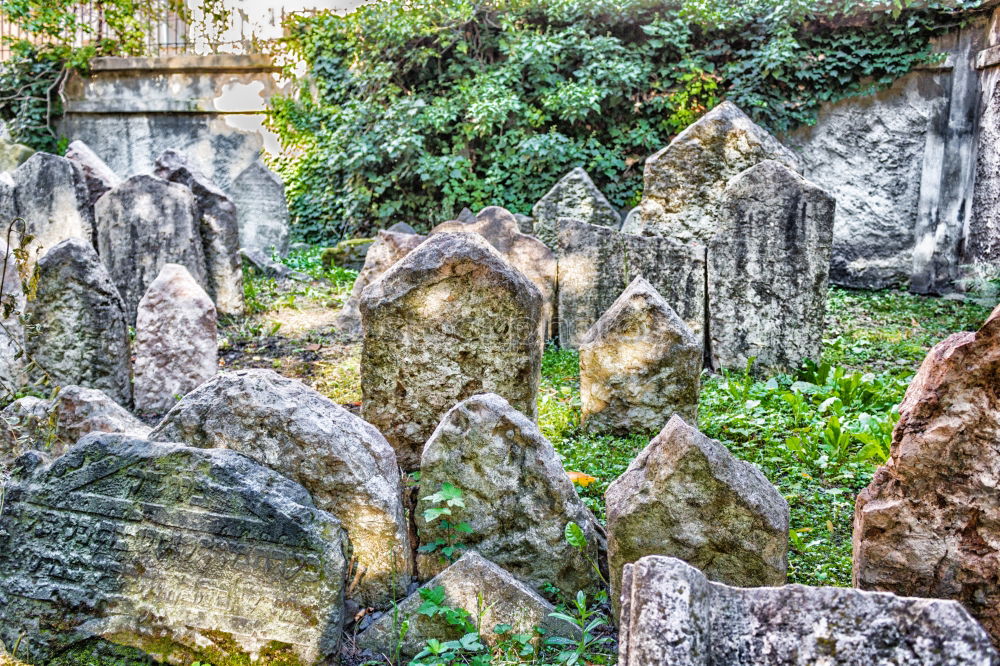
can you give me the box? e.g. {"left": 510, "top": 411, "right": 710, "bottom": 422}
{"left": 94, "top": 174, "right": 208, "bottom": 324}
{"left": 154, "top": 149, "right": 244, "bottom": 316}
{"left": 133, "top": 264, "right": 217, "bottom": 416}
{"left": 417, "top": 393, "right": 604, "bottom": 595}
{"left": 0, "top": 239, "right": 25, "bottom": 394}
{"left": 532, "top": 167, "right": 621, "bottom": 247}
{"left": 558, "top": 217, "right": 705, "bottom": 350}
{"left": 854, "top": 304, "right": 1000, "bottom": 647}
{"left": 619, "top": 555, "right": 999, "bottom": 665}
{"left": 580, "top": 277, "right": 700, "bottom": 435}
{"left": 26, "top": 239, "right": 131, "bottom": 405}
{"left": 229, "top": 159, "right": 289, "bottom": 254}
{"left": 150, "top": 369, "right": 411, "bottom": 608}
{"left": 622, "top": 101, "right": 799, "bottom": 243}
{"left": 357, "top": 551, "right": 575, "bottom": 658}
{"left": 708, "top": 160, "right": 834, "bottom": 374}
{"left": 606, "top": 415, "right": 789, "bottom": 618}
{"left": 361, "top": 233, "right": 542, "bottom": 470}
{"left": 65, "top": 140, "right": 121, "bottom": 209}
{"left": 0, "top": 434, "right": 347, "bottom": 664}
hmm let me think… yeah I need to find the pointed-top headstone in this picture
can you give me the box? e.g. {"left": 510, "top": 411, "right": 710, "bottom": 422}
{"left": 65, "top": 140, "right": 121, "bottom": 208}
{"left": 532, "top": 167, "right": 621, "bottom": 248}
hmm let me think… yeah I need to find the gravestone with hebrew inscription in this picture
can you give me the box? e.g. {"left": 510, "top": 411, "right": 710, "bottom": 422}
{"left": 229, "top": 158, "right": 289, "bottom": 254}
{"left": 0, "top": 433, "right": 347, "bottom": 665}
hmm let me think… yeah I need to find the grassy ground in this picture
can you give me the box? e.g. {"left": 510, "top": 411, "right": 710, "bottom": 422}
{"left": 231, "top": 250, "right": 992, "bottom": 588}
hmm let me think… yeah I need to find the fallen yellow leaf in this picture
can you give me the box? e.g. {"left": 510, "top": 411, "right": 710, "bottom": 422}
{"left": 567, "top": 470, "right": 597, "bottom": 487}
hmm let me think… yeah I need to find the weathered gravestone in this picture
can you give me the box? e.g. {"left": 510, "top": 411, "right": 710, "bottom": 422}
{"left": 618, "top": 555, "right": 999, "bottom": 666}
{"left": 0, "top": 137, "right": 33, "bottom": 172}
{"left": 0, "top": 239, "right": 25, "bottom": 395}
{"left": 150, "top": 369, "right": 412, "bottom": 609}
{"left": 0, "top": 434, "right": 348, "bottom": 665}
{"left": 229, "top": 158, "right": 289, "bottom": 254}
{"left": 532, "top": 167, "right": 621, "bottom": 248}
{"left": 708, "top": 160, "right": 835, "bottom": 374}
{"left": 133, "top": 264, "right": 217, "bottom": 416}
{"left": 155, "top": 149, "right": 244, "bottom": 316}
{"left": 358, "top": 551, "right": 575, "bottom": 658}
{"left": 417, "top": 393, "right": 605, "bottom": 595}
{"left": 431, "top": 206, "right": 557, "bottom": 339}
{"left": 558, "top": 217, "right": 705, "bottom": 350}
{"left": 11, "top": 152, "right": 93, "bottom": 275}
{"left": 606, "top": 415, "right": 789, "bottom": 618}
{"left": 65, "top": 140, "right": 121, "bottom": 209}
{"left": 335, "top": 229, "right": 427, "bottom": 339}
{"left": 621, "top": 101, "right": 800, "bottom": 243}
{"left": 854, "top": 303, "right": 1000, "bottom": 648}
{"left": 579, "top": 277, "right": 701, "bottom": 435}
{"left": 322, "top": 237, "right": 374, "bottom": 271}
{"left": 361, "top": 232, "right": 542, "bottom": 470}
{"left": 26, "top": 238, "right": 131, "bottom": 405}
{"left": 94, "top": 174, "right": 208, "bottom": 324}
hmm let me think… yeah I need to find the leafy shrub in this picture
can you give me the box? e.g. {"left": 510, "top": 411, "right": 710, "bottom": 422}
{"left": 270, "top": 0, "right": 981, "bottom": 241}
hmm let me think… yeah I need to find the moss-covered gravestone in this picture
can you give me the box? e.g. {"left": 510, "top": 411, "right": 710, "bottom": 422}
{"left": 0, "top": 434, "right": 347, "bottom": 665}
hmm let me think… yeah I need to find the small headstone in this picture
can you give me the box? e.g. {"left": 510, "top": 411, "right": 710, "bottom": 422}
{"left": 0, "top": 137, "right": 33, "bottom": 172}
{"left": 150, "top": 369, "right": 412, "bottom": 608}
{"left": 558, "top": 217, "right": 705, "bottom": 350}
{"left": 321, "top": 237, "right": 375, "bottom": 271}
{"left": 580, "top": 277, "right": 701, "bottom": 435}
{"left": 618, "top": 556, "right": 999, "bottom": 665}
{"left": 431, "top": 206, "right": 556, "bottom": 339}
{"left": 65, "top": 140, "right": 121, "bottom": 209}
{"left": 532, "top": 167, "right": 621, "bottom": 248}
{"left": 621, "top": 101, "right": 800, "bottom": 243}
{"left": 513, "top": 213, "right": 533, "bottom": 235}
{"left": 335, "top": 229, "right": 427, "bottom": 338}
{"left": 25, "top": 239, "right": 131, "bottom": 405}
{"left": 854, "top": 304, "right": 1000, "bottom": 647}
{"left": 455, "top": 207, "right": 475, "bottom": 223}
{"left": 606, "top": 415, "right": 789, "bottom": 618}
{"left": 133, "top": 263, "right": 217, "bottom": 416}
{"left": 417, "top": 393, "right": 604, "bottom": 595}
{"left": 229, "top": 158, "right": 289, "bottom": 254}
{"left": 154, "top": 149, "right": 244, "bottom": 316}
{"left": 94, "top": 174, "right": 209, "bottom": 324}
{"left": 386, "top": 221, "right": 418, "bottom": 235}
{"left": 0, "top": 434, "right": 347, "bottom": 664}
{"left": 708, "top": 160, "right": 835, "bottom": 373}
{"left": 357, "top": 551, "right": 576, "bottom": 658}
{"left": 0, "top": 239, "right": 25, "bottom": 395}
{"left": 361, "top": 232, "right": 542, "bottom": 470}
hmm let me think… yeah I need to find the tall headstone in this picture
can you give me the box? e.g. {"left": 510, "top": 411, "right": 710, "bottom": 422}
{"left": 65, "top": 139, "right": 121, "bottom": 209}
{"left": 154, "top": 149, "right": 244, "bottom": 316}
{"left": 854, "top": 304, "right": 1000, "bottom": 648}
{"left": 360, "top": 232, "right": 542, "bottom": 470}
{"left": 558, "top": 217, "right": 705, "bottom": 350}
{"left": 621, "top": 101, "right": 800, "bottom": 243}
{"left": 229, "top": 158, "right": 289, "bottom": 254}
{"left": 133, "top": 264, "right": 217, "bottom": 415}
{"left": 618, "top": 556, "right": 999, "bottom": 666}
{"left": 0, "top": 239, "right": 25, "bottom": 395}
{"left": 708, "top": 160, "right": 835, "bottom": 373}
{"left": 579, "top": 277, "right": 701, "bottom": 435}
{"left": 0, "top": 434, "right": 347, "bottom": 665}
{"left": 94, "top": 174, "right": 209, "bottom": 324}
{"left": 532, "top": 167, "right": 621, "bottom": 248}
{"left": 150, "top": 369, "right": 412, "bottom": 608}
{"left": 606, "top": 415, "right": 789, "bottom": 618}
{"left": 25, "top": 239, "right": 131, "bottom": 405}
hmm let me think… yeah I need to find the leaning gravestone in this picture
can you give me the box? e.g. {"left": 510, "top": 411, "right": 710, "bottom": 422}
{"left": 618, "top": 555, "right": 999, "bottom": 665}
{"left": 94, "top": 174, "right": 209, "bottom": 324}
{"left": 150, "top": 369, "right": 412, "bottom": 609}
{"left": 229, "top": 158, "right": 289, "bottom": 254}
{"left": 335, "top": 229, "right": 427, "bottom": 339}
{"left": 579, "top": 277, "right": 701, "bottom": 435}
{"left": 65, "top": 139, "right": 121, "bottom": 209}
{"left": 532, "top": 167, "right": 621, "bottom": 248}
{"left": 133, "top": 263, "right": 217, "bottom": 416}
{"left": 417, "top": 393, "right": 605, "bottom": 595}
{"left": 10, "top": 152, "right": 93, "bottom": 274}
{"left": 708, "top": 160, "right": 835, "bottom": 373}
{"left": 558, "top": 217, "right": 705, "bottom": 349}
{"left": 361, "top": 232, "right": 542, "bottom": 470}
{"left": 854, "top": 304, "right": 1000, "bottom": 647}
{"left": 0, "top": 434, "right": 348, "bottom": 665}
{"left": 26, "top": 238, "right": 131, "bottom": 406}
{"left": 155, "top": 149, "right": 244, "bottom": 316}
{"left": 606, "top": 415, "right": 789, "bottom": 618}
{"left": 621, "top": 101, "right": 800, "bottom": 243}
{"left": 0, "top": 239, "right": 25, "bottom": 395}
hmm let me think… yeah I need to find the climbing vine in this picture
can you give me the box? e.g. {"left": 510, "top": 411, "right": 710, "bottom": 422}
{"left": 269, "top": 0, "right": 984, "bottom": 242}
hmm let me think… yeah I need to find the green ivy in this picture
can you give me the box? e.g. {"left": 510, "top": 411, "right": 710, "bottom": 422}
{"left": 268, "top": 0, "right": 983, "bottom": 242}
